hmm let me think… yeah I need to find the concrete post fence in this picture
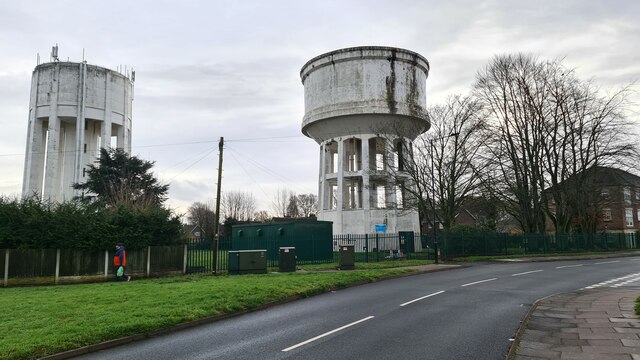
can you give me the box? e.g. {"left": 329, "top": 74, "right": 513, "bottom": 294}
{"left": 1, "top": 245, "right": 186, "bottom": 287}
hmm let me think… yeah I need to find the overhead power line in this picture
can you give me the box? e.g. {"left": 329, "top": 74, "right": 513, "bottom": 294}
{"left": 0, "top": 135, "right": 306, "bottom": 158}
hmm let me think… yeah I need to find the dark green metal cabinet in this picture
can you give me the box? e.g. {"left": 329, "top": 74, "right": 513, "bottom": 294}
{"left": 228, "top": 250, "right": 267, "bottom": 274}
{"left": 232, "top": 221, "right": 333, "bottom": 263}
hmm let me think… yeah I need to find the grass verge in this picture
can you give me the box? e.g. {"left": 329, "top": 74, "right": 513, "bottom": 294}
{"left": 0, "top": 268, "right": 415, "bottom": 360}
{"left": 636, "top": 296, "right": 640, "bottom": 317}
{"left": 297, "top": 259, "right": 433, "bottom": 271}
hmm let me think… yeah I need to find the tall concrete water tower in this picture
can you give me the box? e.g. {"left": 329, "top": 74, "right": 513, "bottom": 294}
{"left": 300, "top": 46, "right": 430, "bottom": 234}
{"left": 22, "top": 47, "right": 134, "bottom": 202}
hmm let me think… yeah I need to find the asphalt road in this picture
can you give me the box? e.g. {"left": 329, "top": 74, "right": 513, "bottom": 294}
{"left": 75, "top": 256, "right": 640, "bottom": 360}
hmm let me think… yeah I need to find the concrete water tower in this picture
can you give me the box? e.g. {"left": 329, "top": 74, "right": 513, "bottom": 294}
{"left": 22, "top": 46, "right": 134, "bottom": 202}
{"left": 300, "top": 46, "right": 430, "bottom": 235}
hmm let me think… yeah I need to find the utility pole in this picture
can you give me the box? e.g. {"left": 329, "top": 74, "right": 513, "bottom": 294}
{"left": 212, "top": 137, "right": 223, "bottom": 274}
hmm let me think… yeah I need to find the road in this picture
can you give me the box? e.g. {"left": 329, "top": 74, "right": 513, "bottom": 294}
{"left": 75, "top": 256, "right": 640, "bottom": 360}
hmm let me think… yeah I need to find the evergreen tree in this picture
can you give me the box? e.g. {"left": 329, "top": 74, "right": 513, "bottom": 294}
{"left": 74, "top": 148, "right": 169, "bottom": 209}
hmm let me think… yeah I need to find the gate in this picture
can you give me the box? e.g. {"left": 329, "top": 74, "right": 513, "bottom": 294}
{"left": 186, "top": 238, "right": 213, "bottom": 274}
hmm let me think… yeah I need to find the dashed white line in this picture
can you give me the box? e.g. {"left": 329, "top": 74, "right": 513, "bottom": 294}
{"left": 556, "top": 264, "right": 583, "bottom": 269}
{"left": 282, "top": 316, "right": 375, "bottom": 352}
{"left": 594, "top": 260, "right": 620, "bottom": 265}
{"left": 399, "top": 290, "right": 445, "bottom": 307}
{"left": 512, "top": 270, "right": 543, "bottom": 277}
{"left": 461, "top": 278, "right": 497, "bottom": 287}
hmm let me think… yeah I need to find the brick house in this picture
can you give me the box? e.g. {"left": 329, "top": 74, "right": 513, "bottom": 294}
{"left": 546, "top": 166, "right": 640, "bottom": 238}
{"left": 595, "top": 167, "right": 640, "bottom": 234}
{"left": 182, "top": 224, "right": 204, "bottom": 240}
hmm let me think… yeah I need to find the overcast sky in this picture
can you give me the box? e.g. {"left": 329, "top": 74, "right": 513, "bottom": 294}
{"left": 0, "top": 0, "right": 638, "bottom": 216}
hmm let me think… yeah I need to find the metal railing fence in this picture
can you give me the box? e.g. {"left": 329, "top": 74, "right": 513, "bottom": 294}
{"left": 5, "top": 232, "right": 638, "bottom": 286}
{"left": 422, "top": 232, "right": 639, "bottom": 259}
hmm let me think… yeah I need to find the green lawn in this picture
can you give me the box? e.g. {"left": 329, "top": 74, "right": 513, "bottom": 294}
{"left": 0, "top": 268, "right": 415, "bottom": 360}
{"left": 297, "top": 259, "right": 433, "bottom": 271}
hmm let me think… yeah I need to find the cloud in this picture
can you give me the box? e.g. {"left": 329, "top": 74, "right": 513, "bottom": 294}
{"left": 1, "top": 0, "right": 638, "bottom": 215}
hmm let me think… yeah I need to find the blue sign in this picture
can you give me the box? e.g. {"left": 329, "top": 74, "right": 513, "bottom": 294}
{"left": 375, "top": 224, "right": 387, "bottom": 233}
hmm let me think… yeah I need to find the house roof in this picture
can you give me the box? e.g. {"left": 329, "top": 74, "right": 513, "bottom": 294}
{"left": 182, "top": 224, "right": 202, "bottom": 235}
{"left": 545, "top": 166, "right": 640, "bottom": 192}
{"left": 591, "top": 166, "right": 640, "bottom": 187}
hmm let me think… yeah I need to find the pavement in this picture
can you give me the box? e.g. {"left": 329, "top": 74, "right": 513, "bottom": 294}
{"left": 509, "top": 288, "right": 640, "bottom": 359}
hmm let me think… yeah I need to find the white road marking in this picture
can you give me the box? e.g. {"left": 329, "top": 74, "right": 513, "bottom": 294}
{"left": 511, "top": 270, "right": 543, "bottom": 277}
{"left": 611, "top": 277, "right": 640, "bottom": 288}
{"left": 556, "top": 264, "right": 583, "bottom": 269}
{"left": 282, "top": 316, "right": 375, "bottom": 352}
{"left": 594, "top": 260, "right": 620, "bottom": 265}
{"left": 582, "top": 272, "right": 640, "bottom": 289}
{"left": 399, "top": 290, "right": 445, "bottom": 307}
{"left": 461, "top": 278, "right": 497, "bottom": 287}
{"left": 631, "top": 258, "right": 640, "bottom": 261}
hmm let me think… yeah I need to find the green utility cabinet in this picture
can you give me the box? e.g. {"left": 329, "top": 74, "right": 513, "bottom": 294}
{"left": 228, "top": 250, "right": 267, "bottom": 274}
{"left": 279, "top": 247, "right": 296, "bottom": 272}
{"left": 339, "top": 244, "right": 355, "bottom": 270}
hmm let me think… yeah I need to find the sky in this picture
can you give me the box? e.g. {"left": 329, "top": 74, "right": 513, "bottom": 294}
{"left": 0, "top": 0, "right": 638, "bottom": 217}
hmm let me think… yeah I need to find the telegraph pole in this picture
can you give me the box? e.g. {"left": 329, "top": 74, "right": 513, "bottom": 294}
{"left": 212, "top": 137, "right": 223, "bottom": 274}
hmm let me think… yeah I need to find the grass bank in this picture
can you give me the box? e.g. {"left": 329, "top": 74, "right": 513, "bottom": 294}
{"left": 297, "top": 259, "right": 433, "bottom": 271}
{"left": 0, "top": 268, "right": 416, "bottom": 360}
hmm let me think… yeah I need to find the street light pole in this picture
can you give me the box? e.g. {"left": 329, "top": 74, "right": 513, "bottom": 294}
{"left": 431, "top": 138, "right": 438, "bottom": 264}
{"left": 430, "top": 132, "right": 459, "bottom": 265}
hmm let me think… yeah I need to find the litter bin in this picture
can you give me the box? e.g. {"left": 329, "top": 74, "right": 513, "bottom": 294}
{"left": 279, "top": 247, "right": 296, "bottom": 272}
{"left": 228, "top": 250, "right": 267, "bottom": 274}
{"left": 339, "top": 244, "right": 355, "bottom": 270}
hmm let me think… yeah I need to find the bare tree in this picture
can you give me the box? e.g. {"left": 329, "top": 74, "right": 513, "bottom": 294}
{"left": 474, "top": 53, "right": 638, "bottom": 234}
{"left": 424, "top": 95, "right": 485, "bottom": 231}
{"left": 286, "top": 194, "right": 300, "bottom": 217}
{"left": 271, "top": 188, "right": 293, "bottom": 217}
{"left": 297, "top": 193, "right": 318, "bottom": 217}
{"left": 474, "top": 54, "right": 548, "bottom": 233}
{"left": 221, "top": 191, "right": 256, "bottom": 221}
{"left": 384, "top": 95, "right": 485, "bottom": 232}
{"left": 186, "top": 201, "right": 216, "bottom": 239}
{"left": 254, "top": 210, "right": 271, "bottom": 222}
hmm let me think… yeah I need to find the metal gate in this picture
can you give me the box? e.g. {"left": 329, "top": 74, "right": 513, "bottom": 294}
{"left": 186, "top": 238, "right": 213, "bottom": 274}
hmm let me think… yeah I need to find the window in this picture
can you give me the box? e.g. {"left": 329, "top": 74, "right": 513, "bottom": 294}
{"left": 393, "top": 139, "right": 405, "bottom": 172}
{"left": 637, "top": 209, "right": 640, "bottom": 222}
{"left": 395, "top": 184, "right": 404, "bottom": 209}
{"left": 343, "top": 177, "right": 362, "bottom": 210}
{"left": 369, "top": 137, "right": 386, "bottom": 172}
{"left": 376, "top": 185, "right": 386, "bottom": 209}
{"left": 624, "top": 187, "right": 632, "bottom": 204}
{"left": 602, "top": 208, "right": 612, "bottom": 222}
{"left": 625, "top": 208, "right": 633, "bottom": 227}
{"left": 330, "top": 184, "right": 338, "bottom": 210}
{"left": 343, "top": 138, "right": 361, "bottom": 172}
{"left": 324, "top": 141, "right": 338, "bottom": 174}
